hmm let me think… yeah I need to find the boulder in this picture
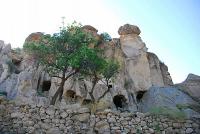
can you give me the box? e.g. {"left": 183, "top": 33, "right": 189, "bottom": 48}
{"left": 9, "top": 50, "right": 23, "bottom": 65}
{"left": 73, "top": 113, "right": 90, "bottom": 122}
{"left": 82, "top": 25, "right": 98, "bottom": 33}
{"left": 140, "top": 87, "right": 198, "bottom": 113}
{"left": 25, "top": 32, "right": 43, "bottom": 42}
{"left": 118, "top": 24, "right": 141, "bottom": 35}
{"left": 46, "top": 128, "right": 61, "bottom": 134}
{"left": 95, "top": 120, "right": 110, "bottom": 133}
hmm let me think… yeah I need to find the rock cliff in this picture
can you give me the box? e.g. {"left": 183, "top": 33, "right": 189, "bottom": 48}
{"left": 1, "top": 24, "right": 200, "bottom": 134}
{"left": 0, "top": 24, "right": 198, "bottom": 114}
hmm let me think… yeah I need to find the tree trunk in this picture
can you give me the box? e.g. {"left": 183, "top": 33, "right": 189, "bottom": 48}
{"left": 50, "top": 78, "right": 65, "bottom": 105}
{"left": 89, "top": 79, "right": 97, "bottom": 102}
{"left": 97, "top": 79, "right": 110, "bottom": 102}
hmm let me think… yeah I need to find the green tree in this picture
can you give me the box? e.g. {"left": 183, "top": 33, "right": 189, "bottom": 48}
{"left": 24, "top": 22, "right": 99, "bottom": 105}
{"left": 98, "top": 60, "right": 119, "bottom": 101}
{"left": 100, "top": 32, "right": 112, "bottom": 42}
{"left": 24, "top": 22, "right": 119, "bottom": 106}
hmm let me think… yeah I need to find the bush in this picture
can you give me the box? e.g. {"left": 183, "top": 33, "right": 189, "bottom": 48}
{"left": 100, "top": 32, "right": 112, "bottom": 42}
{"left": 13, "top": 47, "right": 22, "bottom": 54}
{"left": 176, "top": 104, "right": 200, "bottom": 113}
{"left": 149, "top": 106, "right": 186, "bottom": 120}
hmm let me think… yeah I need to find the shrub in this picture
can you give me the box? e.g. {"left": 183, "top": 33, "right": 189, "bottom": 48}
{"left": 149, "top": 106, "right": 186, "bottom": 120}
{"left": 176, "top": 104, "right": 200, "bottom": 113}
{"left": 13, "top": 47, "right": 22, "bottom": 54}
{"left": 100, "top": 32, "right": 112, "bottom": 42}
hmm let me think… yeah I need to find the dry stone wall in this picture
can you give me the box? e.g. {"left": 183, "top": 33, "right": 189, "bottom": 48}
{"left": 0, "top": 100, "right": 200, "bottom": 134}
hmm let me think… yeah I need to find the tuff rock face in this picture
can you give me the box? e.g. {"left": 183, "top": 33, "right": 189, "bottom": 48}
{"left": 0, "top": 40, "right": 49, "bottom": 106}
{"left": 176, "top": 74, "right": 200, "bottom": 102}
{"left": 1, "top": 24, "right": 199, "bottom": 114}
{"left": 140, "top": 86, "right": 200, "bottom": 119}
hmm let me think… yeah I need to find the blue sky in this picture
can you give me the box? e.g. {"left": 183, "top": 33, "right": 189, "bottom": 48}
{"left": 107, "top": 0, "right": 200, "bottom": 83}
{"left": 0, "top": 0, "right": 199, "bottom": 83}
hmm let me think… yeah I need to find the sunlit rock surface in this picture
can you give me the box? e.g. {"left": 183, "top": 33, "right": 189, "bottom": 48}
{"left": 1, "top": 24, "right": 199, "bottom": 115}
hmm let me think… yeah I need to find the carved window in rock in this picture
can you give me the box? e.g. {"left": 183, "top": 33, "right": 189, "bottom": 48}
{"left": 42, "top": 81, "right": 51, "bottom": 92}
{"left": 136, "top": 91, "right": 146, "bottom": 102}
{"left": 64, "top": 90, "right": 77, "bottom": 104}
{"left": 82, "top": 99, "right": 92, "bottom": 105}
{"left": 37, "top": 80, "right": 51, "bottom": 97}
{"left": 113, "top": 95, "right": 127, "bottom": 110}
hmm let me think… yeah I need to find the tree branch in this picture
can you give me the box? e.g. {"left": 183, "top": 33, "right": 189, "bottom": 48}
{"left": 98, "top": 79, "right": 110, "bottom": 101}
{"left": 100, "top": 79, "right": 107, "bottom": 85}
{"left": 51, "top": 75, "right": 62, "bottom": 79}
{"left": 97, "top": 87, "right": 110, "bottom": 102}
{"left": 64, "top": 69, "right": 78, "bottom": 81}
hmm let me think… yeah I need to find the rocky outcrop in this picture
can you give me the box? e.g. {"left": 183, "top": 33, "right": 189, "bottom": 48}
{"left": 0, "top": 40, "right": 49, "bottom": 105}
{"left": 0, "top": 24, "right": 183, "bottom": 113}
{"left": 0, "top": 41, "right": 19, "bottom": 99}
{"left": 140, "top": 87, "right": 200, "bottom": 119}
{"left": 118, "top": 24, "right": 141, "bottom": 35}
{"left": 160, "top": 62, "right": 173, "bottom": 86}
{"left": 25, "top": 32, "right": 43, "bottom": 42}
{"left": 147, "top": 52, "right": 165, "bottom": 86}
{"left": 119, "top": 24, "right": 151, "bottom": 93}
{"left": 1, "top": 23, "right": 200, "bottom": 133}
{"left": 176, "top": 74, "right": 200, "bottom": 102}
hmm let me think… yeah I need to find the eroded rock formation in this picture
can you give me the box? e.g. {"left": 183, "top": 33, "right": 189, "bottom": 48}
{"left": 0, "top": 24, "right": 199, "bottom": 115}
{"left": 176, "top": 74, "right": 200, "bottom": 102}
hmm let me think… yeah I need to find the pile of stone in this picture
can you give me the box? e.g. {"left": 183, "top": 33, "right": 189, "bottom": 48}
{"left": 0, "top": 100, "right": 199, "bottom": 134}
{"left": 95, "top": 110, "right": 200, "bottom": 134}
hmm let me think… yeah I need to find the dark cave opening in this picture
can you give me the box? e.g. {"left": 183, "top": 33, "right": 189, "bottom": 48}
{"left": 64, "top": 90, "right": 77, "bottom": 104}
{"left": 42, "top": 81, "right": 51, "bottom": 92}
{"left": 113, "top": 95, "right": 127, "bottom": 109}
{"left": 82, "top": 99, "right": 92, "bottom": 105}
{"left": 136, "top": 91, "right": 146, "bottom": 102}
{"left": 65, "top": 90, "right": 76, "bottom": 98}
{"left": 108, "top": 84, "right": 112, "bottom": 88}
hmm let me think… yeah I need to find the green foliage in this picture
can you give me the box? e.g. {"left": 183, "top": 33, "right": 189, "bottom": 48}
{"left": 176, "top": 104, "right": 200, "bottom": 113}
{"left": 100, "top": 32, "right": 112, "bottom": 42}
{"left": 102, "top": 60, "right": 119, "bottom": 81}
{"left": 13, "top": 47, "right": 22, "bottom": 54}
{"left": 23, "top": 22, "right": 98, "bottom": 76}
{"left": 149, "top": 106, "right": 186, "bottom": 120}
{"left": 23, "top": 21, "right": 120, "bottom": 105}
{"left": 154, "top": 123, "right": 160, "bottom": 132}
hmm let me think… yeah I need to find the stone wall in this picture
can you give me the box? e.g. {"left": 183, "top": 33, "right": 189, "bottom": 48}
{"left": 1, "top": 100, "right": 200, "bottom": 134}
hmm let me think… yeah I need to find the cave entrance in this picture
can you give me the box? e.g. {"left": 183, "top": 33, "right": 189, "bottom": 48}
{"left": 136, "top": 91, "right": 146, "bottom": 102}
{"left": 64, "top": 90, "right": 77, "bottom": 104}
{"left": 65, "top": 90, "right": 76, "bottom": 98}
{"left": 82, "top": 99, "right": 92, "bottom": 105}
{"left": 42, "top": 81, "right": 51, "bottom": 92}
{"left": 113, "top": 95, "right": 127, "bottom": 109}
